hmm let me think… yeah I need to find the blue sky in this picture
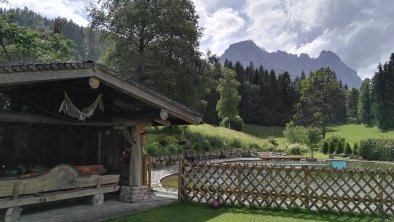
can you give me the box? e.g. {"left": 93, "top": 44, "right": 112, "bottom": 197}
{"left": 1, "top": 0, "right": 394, "bottom": 78}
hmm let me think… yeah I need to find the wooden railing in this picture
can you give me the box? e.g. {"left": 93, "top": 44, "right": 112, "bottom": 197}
{"left": 179, "top": 159, "right": 394, "bottom": 215}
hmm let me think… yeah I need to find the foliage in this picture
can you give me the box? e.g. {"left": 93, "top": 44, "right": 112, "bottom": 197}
{"left": 322, "top": 141, "right": 329, "bottom": 154}
{"left": 325, "top": 135, "right": 346, "bottom": 154}
{"left": 89, "top": 0, "right": 208, "bottom": 109}
{"left": 345, "top": 88, "right": 359, "bottom": 122}
{"left": 371, "top": 54, "right": 394, "bottom": 129}
{"left": 0, "top": 7, "right": 103, "bottom": 61}
{"left": 287, "top": 144, "right": 308, "bottom": 155}
{"left": 219, "top": 116, "right": 244, "bottom": 131}
{"left": 335, "top": 142, "right": 344, "bottom": 154}
{"left": 144, "top": 124, "right": 276, "bottom": 156}
{"left": 358, "top": 78, "right": 372, "bottom": 125}
{"left": 292, "top": 67, "right": 347, "bottom": 138}
{"left": 353, "top": 143, "right": 359, "bottom": 155}
{"left": 359, "top": 138, "right": 394, "bottom": 161}
{"left": 303, "top": 127, "right": 322, "bottom": 148}
{"left": 283, "top": 121, "right": 307, "bottom": 144}
{"left": 0, "top": 11, "right": 76, "bottom": 64}
{"left": 344, "top": 143, "right": 352, "bottom": 155}
{"left": 216, "top": 68, "right": 243, "bottom": 130}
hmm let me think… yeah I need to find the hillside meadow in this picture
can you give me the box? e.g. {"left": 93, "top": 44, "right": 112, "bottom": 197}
{"left": 243, "top": 123, "right": 394, "bottom": 146}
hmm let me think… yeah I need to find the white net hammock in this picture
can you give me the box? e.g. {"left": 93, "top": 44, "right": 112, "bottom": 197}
{"left": 58, "top": 92, "right": 104, "bottom": 121}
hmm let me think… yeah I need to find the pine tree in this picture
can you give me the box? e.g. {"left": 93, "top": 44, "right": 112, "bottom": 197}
{"left": 346, "top": 88, "right": 359, "bottom": 122}
{"left": 358, "top": 78, "right": 372, "bottom": 125}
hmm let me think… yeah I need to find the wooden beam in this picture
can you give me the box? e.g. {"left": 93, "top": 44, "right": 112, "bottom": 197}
{"left": 95, "top": 70, "right": 202, "bottom": 124}
{"left": 0, "top": 186, "right": 119, "bottom": 209}
{"left": 153, "top": 118, "right": 171, "bottom": 126}
{"left": 0, "top": 112, "right": 141, "bottom": 127}
{"left": 0, "top": 69, "right": 94, "bottom": 86}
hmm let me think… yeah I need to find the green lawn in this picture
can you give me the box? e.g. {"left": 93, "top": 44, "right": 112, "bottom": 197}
{"left": 160, "top": 175, "right": 178, "bottom": 189}
{"left": 187, "top": 124, "right": 271, "bottom": 147}
{"left": 108, "top": 201, "right": 389, "bottom": 222}
{"left": 243, "top": 123, "right": 394, "bottom": 146}
{"left": 326, "top": 124, "right": 394, "bottom": 146}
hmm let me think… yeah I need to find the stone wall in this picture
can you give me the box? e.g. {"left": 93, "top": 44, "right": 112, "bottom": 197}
{"left": 149, "top": 149, "right": 260, "bottom": 168}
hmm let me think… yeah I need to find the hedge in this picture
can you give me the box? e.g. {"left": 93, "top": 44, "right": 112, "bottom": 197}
{"left": 359, "top": 138, "right": 394, "bottom": 161}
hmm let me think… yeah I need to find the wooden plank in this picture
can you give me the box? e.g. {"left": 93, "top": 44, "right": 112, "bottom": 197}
{"left": 95, "top": 70, "right": 202, "bottom": 124}
{"left": 0, "top": 112, "right": 139, "bottom": 126}
{"left": 0, "top": 69, "right": 93, "bottom": 86}
{"left": 0, "top": 165, "right": 119, "bottom": 198}
{"left": 0, "top": 185, "right": 119, "bottom": 209}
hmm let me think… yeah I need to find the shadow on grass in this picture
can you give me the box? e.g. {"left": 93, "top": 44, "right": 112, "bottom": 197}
{"left": 108, "top": 201, "right": 389, "bottom": 222}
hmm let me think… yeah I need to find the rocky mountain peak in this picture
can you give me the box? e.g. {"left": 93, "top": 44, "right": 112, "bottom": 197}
{"left": 220, "top": 41, "right": 362, "bottom": 88}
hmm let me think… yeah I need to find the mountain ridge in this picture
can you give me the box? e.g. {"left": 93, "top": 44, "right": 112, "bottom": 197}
{"left": 220, "top": 40, "right": 362, "bottom": 88}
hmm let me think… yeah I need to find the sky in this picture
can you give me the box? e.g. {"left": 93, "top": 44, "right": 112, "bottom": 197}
{"left": 1, "top": 0, "right": 394, "bottom": 79}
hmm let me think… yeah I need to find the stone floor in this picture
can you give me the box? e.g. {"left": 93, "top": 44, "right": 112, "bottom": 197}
{"left": 20, "top": 193, "right": 176, "bottom": 222}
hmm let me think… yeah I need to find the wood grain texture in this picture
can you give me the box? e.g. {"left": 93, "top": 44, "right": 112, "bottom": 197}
{"left": 0, "top": 164, "right": 119, "bottom": 198}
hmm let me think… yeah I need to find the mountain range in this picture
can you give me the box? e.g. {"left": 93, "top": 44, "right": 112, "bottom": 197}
{"left": 220, "top": 40, "right": 362, "bottom": 88}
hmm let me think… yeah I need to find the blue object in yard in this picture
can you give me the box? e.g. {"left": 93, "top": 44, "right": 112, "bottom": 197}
{"left": 330, "top": 160, "right": 347, "bottom": 170}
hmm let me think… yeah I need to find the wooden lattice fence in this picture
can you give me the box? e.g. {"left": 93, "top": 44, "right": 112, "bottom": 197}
{"left": 178, "top": 159, "right": 394, "bottom": 215}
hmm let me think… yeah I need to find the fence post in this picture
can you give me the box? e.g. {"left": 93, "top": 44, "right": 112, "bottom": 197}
{"left": 178, "top": 159, "right": 184, "bottom": 201}
{"left": 377, "top": 172, "right": 384, "bottom": 214}
{"left": 303, "top": 167, "right": 310, "bottom": 210}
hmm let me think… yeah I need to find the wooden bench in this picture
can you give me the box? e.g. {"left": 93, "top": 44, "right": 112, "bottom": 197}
{"left": 0, "top": 164, "right": 120, "bottom": 222}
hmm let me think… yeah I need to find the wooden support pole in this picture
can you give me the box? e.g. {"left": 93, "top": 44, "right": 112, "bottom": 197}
{"left": 128, "top": 123, "right": 151, "bottom": 187}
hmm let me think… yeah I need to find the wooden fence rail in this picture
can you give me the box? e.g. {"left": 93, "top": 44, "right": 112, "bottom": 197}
{"left": 178, "top": 159, "right": 394, "bottom": 215}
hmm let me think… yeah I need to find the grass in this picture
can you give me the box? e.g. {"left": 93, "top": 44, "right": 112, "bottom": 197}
{"left": 107, "top": 201, "right": 389, "bottom": 222}
{"left": 243, "top": 123, "right": 394, "bottom": 146}
{"left": 187, "top": 124, "right": 270, "bottom": 148}
{"left": 326, "top": 124, "right": 394, "bottom": 146}
{"left": 243, "top": 124, "right": 286, "bottom": 145}
{"left": 160, "top": 175, "right": 178, "bottom": 189}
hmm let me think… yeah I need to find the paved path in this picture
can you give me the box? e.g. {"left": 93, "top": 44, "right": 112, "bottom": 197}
{"left": 150, "top": 158, "right": 261, "bottom": 196}
{"left": 151, "top": 164, "right": 178, "bottom": 196}
{"left": 21, "top": 194, "right": 175, "bottom": 222}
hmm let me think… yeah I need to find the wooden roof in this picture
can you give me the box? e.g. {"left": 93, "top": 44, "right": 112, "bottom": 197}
{"left": 0, "top": 62, "right": 202, "bottom": 124}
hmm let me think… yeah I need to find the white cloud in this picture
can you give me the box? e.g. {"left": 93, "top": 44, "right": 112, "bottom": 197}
{"left": 241, "top": 0, "right": 394, "bottom": 78}
{"left": 0, "top": 0, "right": 92, "bottom": 26}
{"left": 194, "top": 0, "right": 245, "bottom": 55}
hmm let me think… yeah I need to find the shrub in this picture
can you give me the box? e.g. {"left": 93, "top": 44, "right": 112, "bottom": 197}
{"left": 353, "top": 143, "right": 359, "bottom": 155}
{"left": 344, "top": 143, "right": 352, "bottom": 155}
{"left": 283, "top": 121, "right": 306, "bottom": 144}
{"left": 335, "top": 142, "right": 344, "bottom": 154}
{"left": 288, "top": 144, "right": 308, "bottom": 155}
{"left": 207, "top": 136, "right": 225, "bottom": 149}
{"left": 249, "top": 143, "right": 262, "bottom": 151}
{"left": 160, "top": 126, "right": 184, "bottom": 135}
{"left": 229, "top": 138, "right": 242, "bottom": 148}
{"left": 156, "top": 135, "right": 178, "bottom": 146}
{"left": 322, "top": 141, "right": 329, "bottom": 154}
{"left": 144, "top": 143, "right": 159, "bottom": 156}
{"left": 220, "top": 115, "right": 244, "bottom": 131}
{"left": 359, "top": 139, "right": 394, "bottom": 161}
{"left": 267, "top": 136, "right": 278, "bottom": 146}
{"left": 325, "top": 135, "right": 346, "bottom": 154}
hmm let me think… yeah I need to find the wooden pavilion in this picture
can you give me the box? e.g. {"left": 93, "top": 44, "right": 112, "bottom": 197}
{"left": 0, "top": 61, "right": 201, "bottom": 220}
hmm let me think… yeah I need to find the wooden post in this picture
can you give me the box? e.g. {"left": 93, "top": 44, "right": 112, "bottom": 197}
{"left": 129, "top": 124, "right": 142, "bottom": 187}
{"left": 377, "top": 173, "right": 384, "bottom": 214}
{"left": 178, "top": 159, "right": 183, "bottom": 201}
{"left": 303, "top": 168, "right": 309, "bottom": 210}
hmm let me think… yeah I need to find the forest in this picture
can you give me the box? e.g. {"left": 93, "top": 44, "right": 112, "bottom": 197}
{"left": 1, "top": 4, "right": 394, "bottom": 133}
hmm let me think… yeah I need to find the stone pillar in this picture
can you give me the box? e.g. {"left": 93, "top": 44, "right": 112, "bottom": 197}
{"left": 91, "top": 194, "right": 104, "bottom": 206}
{"left": 0, "top": 207, "right": 22, "bottom": 222}
{"left": 119, "top": 186, "right": 151, "bottom": 203}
